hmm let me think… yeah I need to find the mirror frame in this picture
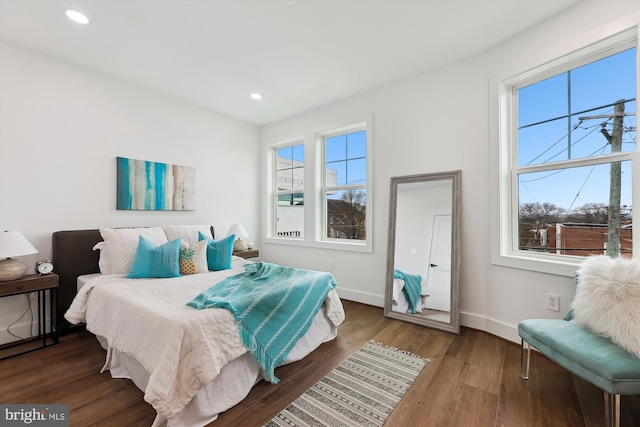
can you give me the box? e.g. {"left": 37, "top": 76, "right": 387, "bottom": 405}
{"left": 383, "top": 170, "right": 461, "bottom": 334}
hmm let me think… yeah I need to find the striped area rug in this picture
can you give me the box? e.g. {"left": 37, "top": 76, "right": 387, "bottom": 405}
{"left": 265, "top": 340, "right": 430, "bottom": 427}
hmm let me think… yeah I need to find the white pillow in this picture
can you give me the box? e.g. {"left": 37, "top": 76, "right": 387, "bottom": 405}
{"left": 571, "top": 255, "right": 640, "bottom": 358}
{"left": 92, "top": 241, "right": 110, "bottom": 274}
{"left": 97, "top": 227, "right": 168, "bottom": 275}
{"left": 162, "top": 224, "right": 213, "bottom": 246}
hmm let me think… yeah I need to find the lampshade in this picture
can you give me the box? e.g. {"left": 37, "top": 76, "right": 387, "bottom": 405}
{"left": 0, "top": 231, "right": 38, "bottom": 258}
{"left": 226, "top": 224, "right": 249, "bottom": 239}
{"left": 226, "top": 224, "right": 249, "bottom": 251}
{"left": 0, "top": 231, "right": 38, "bottom": 281}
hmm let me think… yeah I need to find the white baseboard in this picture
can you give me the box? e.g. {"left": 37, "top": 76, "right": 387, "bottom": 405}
{"left": 460, "top": 311, "right": 520, "bottom": 344}
{"left": 337, "top": 290, "right": 522, "bottom": 345}
{"left": 0, "top": 293, "right": 53, "bottom": 346}
{"left": 0, "top": 321, "right": 38, "bottom": 346}
{"left": 336, "top": 288, "right": 384, "bottom": 307}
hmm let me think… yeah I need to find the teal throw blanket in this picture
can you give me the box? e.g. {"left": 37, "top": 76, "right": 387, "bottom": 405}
{"left": 187, "top": 262, "right": 337, "bottom": 383}
{"left": 394, "top": 269, "right": 422, "bottom": 314}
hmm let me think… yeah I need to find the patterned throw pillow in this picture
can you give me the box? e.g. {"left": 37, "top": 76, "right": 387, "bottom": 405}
{"left": 179, "top": 240, "right": 208, "bottom": 275}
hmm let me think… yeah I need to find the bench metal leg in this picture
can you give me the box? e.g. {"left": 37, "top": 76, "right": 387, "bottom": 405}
{"left": 604, "top": 392, "right": 620, "bottom": 427}
{"left": 520, "top": 338, "right": 531, "bottom": 380}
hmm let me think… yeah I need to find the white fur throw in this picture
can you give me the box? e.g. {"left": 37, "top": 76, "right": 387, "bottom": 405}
{"left": 571, "top": 255, "right": 640, "bottom": 358}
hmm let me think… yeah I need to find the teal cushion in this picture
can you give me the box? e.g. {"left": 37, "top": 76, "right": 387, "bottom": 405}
{"left": 127, "top": 236, "right": 181, "bottom": 278}
{"left": 518, "top": 319, "right": 640, "bottom": 395}
{"left": 198, "top": 231, "right": 234, "bottom": 271}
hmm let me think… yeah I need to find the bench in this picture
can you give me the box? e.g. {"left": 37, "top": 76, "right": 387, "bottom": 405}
{"left": 518, "top": 318, "right": 640, "bottom": 427}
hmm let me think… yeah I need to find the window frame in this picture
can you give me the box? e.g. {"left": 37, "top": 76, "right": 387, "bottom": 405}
{"left": 318, "top": 124, "right": 369, "bottom": 245}
{"left": 265, "top": 115, "right": 373, "bottom": 253}
{"left": 272, "top": 141, "right": 306, "bottom": 240}
{"left": 493, "top": 28, "right": 639, "bottom": 276}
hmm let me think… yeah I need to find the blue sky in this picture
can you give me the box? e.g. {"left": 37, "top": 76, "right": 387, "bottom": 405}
{"left": 277, "top": 130, "right": 367, "bottom": 188}
{"left": 517, "top": 47, "right": 636, "bottom": 212}
{"left": 326, "top": 130, "right": 366, "bottom": 186}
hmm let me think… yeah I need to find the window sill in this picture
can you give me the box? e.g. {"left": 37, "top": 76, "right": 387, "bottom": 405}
{"left": 491, "top": 251, "right": 583, "bottom": 277}
{"left": 264, "top": 236, "right": 372, "bottom": 253}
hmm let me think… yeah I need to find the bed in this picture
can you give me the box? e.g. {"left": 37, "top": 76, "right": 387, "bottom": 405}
{"left": 52, "top": 225, "right": 345, "bottom": 427}
{"left": 392, "top": 270, "right": 428, "bottom": 314}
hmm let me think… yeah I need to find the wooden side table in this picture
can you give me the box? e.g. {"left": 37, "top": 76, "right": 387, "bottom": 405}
{"left": 233, "top": 249, "right": 259, "bottom": 259}
{"left": 0, "top": 273, "right": 59, "bottom": 359}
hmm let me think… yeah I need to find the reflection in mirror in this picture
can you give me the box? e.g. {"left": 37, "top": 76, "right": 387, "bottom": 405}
{"left": 383, "top": 171, "right": 461, "bottom": 334}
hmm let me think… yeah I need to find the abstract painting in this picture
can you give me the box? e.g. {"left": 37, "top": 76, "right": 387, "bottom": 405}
{"left": 116, "top": 157, "right": 195, "bottom": 211}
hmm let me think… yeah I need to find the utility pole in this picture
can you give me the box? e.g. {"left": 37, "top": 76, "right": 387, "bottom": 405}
{"left": 598, "top": 100, "right": 625, "bottom": 257}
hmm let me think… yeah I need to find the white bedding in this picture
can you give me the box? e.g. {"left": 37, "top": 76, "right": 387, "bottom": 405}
{"left": 65, "top": 257, "right": 345, "bottom": 424}
{"left": 392, "top": 277, "right": 428, "bottom": 313}
{"left": 77, "top": 273, "right": 101, "bottom": 291}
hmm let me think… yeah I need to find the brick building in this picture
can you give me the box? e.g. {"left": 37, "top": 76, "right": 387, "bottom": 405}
{"left": 521, "top": 223, "right": 633, "bottom": 258}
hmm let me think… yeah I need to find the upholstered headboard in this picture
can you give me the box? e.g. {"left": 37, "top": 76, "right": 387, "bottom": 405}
{"left": 52, "top": 229, "right": 102, "bottom": 333}
{"left": 51, "top": 226, "right": 215, "bottom": 334}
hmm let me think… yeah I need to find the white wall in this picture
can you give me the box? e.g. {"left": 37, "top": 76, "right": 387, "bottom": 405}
{"left": 0, "top": 43, "right": 260, "bottom": 343}
{"left": 260, "top": 1, "right": 639, "bottom": 343}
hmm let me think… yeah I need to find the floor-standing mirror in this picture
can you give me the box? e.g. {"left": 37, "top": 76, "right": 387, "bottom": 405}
{"left": 383, "top": 170, "right": 461, "bottom": 334}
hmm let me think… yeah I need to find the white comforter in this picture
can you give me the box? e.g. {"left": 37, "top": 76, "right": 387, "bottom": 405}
{"left": 64, "top": 258, "right": 345, "bottom": 420}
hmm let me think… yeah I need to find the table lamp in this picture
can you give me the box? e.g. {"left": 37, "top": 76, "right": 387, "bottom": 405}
{"left": 0, "top": 231, "right": 38, "bottom": 281}
{"left": 226, "top": 224, "right": 249, "bottom": 252}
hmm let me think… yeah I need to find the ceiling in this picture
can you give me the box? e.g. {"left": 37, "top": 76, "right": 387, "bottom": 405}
{"left": 0, "top": 0, "right": 581, "bottom": 126}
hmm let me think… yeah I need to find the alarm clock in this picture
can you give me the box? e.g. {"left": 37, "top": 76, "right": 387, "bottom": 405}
{"left": 35, "top": 258, "right": 54, "bottom": 275}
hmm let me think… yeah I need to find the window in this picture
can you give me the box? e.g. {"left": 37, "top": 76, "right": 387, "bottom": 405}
{"left": 274, "top": 143, "right": 304, "bottom": 239}
{"left": 498, "top": 31, "right": 637, "bottom": 269}
{"left": 323, "top": 129, "right": 367, "bottom": 241}
{"left": 266, "top": 116, "right": 372, "bottom": 252}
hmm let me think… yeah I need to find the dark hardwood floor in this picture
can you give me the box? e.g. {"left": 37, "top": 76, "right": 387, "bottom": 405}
{"left": 1, "top": 300, "right": 639, "bottom": 426}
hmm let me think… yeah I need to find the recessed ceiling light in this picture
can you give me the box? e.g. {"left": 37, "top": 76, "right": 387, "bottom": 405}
{"left": 65, "top": 9, "right": 90, "bottom": 25}
{"left": 250, "top": 93, "right": 263, "bottom": 100}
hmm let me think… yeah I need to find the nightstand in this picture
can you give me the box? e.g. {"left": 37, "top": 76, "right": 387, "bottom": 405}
{"left": 0, "top": 273, "right": 59, "bottom": 359}
{"left": 233, "top": 249, "right": 259, "bottom": 259}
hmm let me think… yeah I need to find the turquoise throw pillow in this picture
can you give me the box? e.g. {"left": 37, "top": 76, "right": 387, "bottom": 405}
{"left": 198, "top": 230, "right": 213, "bottom": 243}
{"left": 127, "top": 236, "right": 181, "bottom": 278}
{"left": 199, "top": 231, "right": 234, "bottom": 271}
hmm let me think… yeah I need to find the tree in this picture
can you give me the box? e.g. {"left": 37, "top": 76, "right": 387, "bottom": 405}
{"left": 565, "top": 203, "right": 609, "bottom": 224}
{"left": 327, "top": 189, "right": 366, "bottom": 239}
{"left": 519, "top": 202, "right": 565, "bottom": 250}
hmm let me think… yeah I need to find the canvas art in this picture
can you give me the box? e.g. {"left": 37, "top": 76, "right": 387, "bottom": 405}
{"left": 117, "top": 157, "right": 195, "bottom": 211}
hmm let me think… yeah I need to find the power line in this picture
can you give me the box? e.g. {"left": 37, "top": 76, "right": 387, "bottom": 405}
{"left": 518, "top": 98, "right": 636, "bottom": 130}
{"left": 525, "top": 119, "right": 601, "bottom": 165}
{"left": 525, "top": 121, "right": 581, "bottom": 165}
{"left": 525, "top": 104, "right": 635, "bottom": 166}
{"left": 565, "top": 162, "right": 600, "bottom": 215}
{"left": 521, "top": 141, "right": 611, "bottom": 214}
{"left": 520, "top": 169, "right": 565, "bottom": 183}
{"left": 519, "top": 182, "right": 539, "bottom": 205}
{"left": 540, "top": 122, "right": 601, "bottom": 163}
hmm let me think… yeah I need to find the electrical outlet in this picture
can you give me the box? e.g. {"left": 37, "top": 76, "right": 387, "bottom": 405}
{"left": 546, "top": 293, "right": 559, "bottom": 312}
{"left": 328, "top": 260, "right": 334, "bottom": 270}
